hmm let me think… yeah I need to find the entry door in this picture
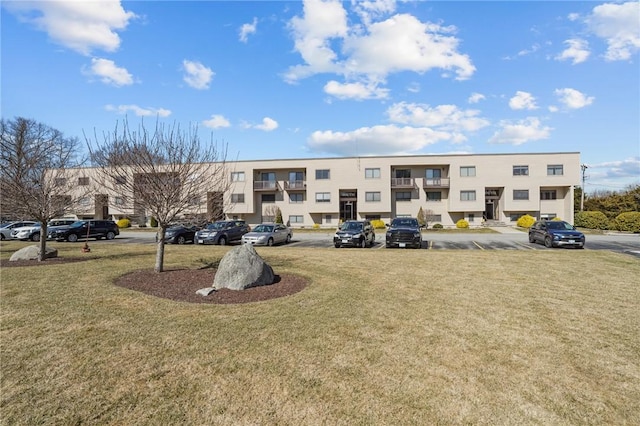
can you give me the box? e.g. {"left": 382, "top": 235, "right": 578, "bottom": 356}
{"left": 485, "top": 201, "right": 494, "bottom": 220}
{"left": 344, "top": 202, "right": 354, "bottom": 220}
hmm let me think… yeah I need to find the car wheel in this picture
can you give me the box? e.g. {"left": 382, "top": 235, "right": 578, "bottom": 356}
{"left": 267, "top": 237, "right": 274, "bottom": 247}
{"left": 528, "top": 233, "right": 536, "bottom": 243}
{"left": 544, "top": 236, "right": 553, "bottom": 248}
{"left": 218, "top": 236, "right": 227, "bottom": 246}
{"left": 106, "top": 231, "right": 116, "bottom": 240}
{"left": 0, "top": 234, "right": 4, "bottom": 240}
{"left": 286, "top": 234, "right": 291, "bottom": 244}
{"left": 67, "top": 233, "right": 79, "bottom": 243}
{"left": 31, "top": 233, "right": 40, "bottom": 242}
{"left": 177, "top": 235, "right": 186, "bottom": 245}
{"left": 359, "top": 238, "right": 366, "bottom": 248}
{"left": 334, "top": 243, "right": 340, "bottom": 248}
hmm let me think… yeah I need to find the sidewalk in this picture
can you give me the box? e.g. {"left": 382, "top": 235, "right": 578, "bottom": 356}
{"left": 488, "top": 226, "right": 525, "bottom": 234}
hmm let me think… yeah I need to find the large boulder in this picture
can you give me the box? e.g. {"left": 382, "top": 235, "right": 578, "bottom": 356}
{"left": 213, "top": 243, "right": 274, "bottom": 290}
{"left": 10, "top": 245, "right": 58, "bottom": 261}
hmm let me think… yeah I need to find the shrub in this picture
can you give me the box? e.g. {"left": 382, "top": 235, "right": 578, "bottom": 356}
{"left": 313, "top": 223, "right": 320, "bottom": 229}
{"left": 150, "top": 217, "right": 158, "bottom": 228}
{"left": 612, "top": 212, "right": 640, "bottom": 233}
{"left": 371, "top": 219, "right": 386, "bottom": 229}
{"left": 432, "top": 223, "right": 443, "bottom": 229}
{"left": 116, "top": 218, "right": 131, "bottom": 228}
{"left": 456, "top": 219, "right": 469, "bottom": 229}
{"left": 575, "top": 211, "right": 609, "bottom": 230}
{"left": 516, "top": 214, "right": 536, "bottom": 229}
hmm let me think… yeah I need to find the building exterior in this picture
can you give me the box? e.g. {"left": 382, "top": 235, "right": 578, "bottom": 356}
{"left": 66, "top": 152, "right": 580, "bottom": 228}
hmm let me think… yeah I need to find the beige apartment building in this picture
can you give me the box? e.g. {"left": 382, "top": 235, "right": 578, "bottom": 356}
{"left": 68, "top": 152, "right": 580, "bottom": 228}
{"left": 225, "top": 152, "right": 580, "bottom": 228}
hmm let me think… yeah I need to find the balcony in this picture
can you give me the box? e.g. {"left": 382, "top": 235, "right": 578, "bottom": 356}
{"left": 284, "top": 180, "right": 306, "bottom": 190}
{"left": 422, "top": 177, "right": 450, "bottom": 188}
{"left": 253, "top": 180, "right": 279, "bottom": 191}
{"left": 391, "top": 177, "right": 415, "bottom": 188}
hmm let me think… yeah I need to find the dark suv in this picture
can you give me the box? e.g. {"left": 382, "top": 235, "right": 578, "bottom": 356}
{"left": 47, "top": 220, "right": 120, "bottom": 242}
{"left": 333, "top": 220, "right": 375, "bottom": 248}
{"left": 195, "top": 220, "right": 250, "bottom": 245}
{"left": 386, "top": 217, "right": 422, "bottom": 249}
{"left": 529, "top": 220, "right": 585, "bottom": 248}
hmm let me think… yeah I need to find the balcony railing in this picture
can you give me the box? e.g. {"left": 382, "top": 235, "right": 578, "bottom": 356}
{"left": 253, "top": 180, "right": 279, "bottom": 191}
{"left": 390, "top": 177, "right": 415, "bottom": 188}
{"left": 284, "top": 180, "right": 306, "bottom": 190}
{"left": 422, "top": 177, "right": 450, "bottom": 188}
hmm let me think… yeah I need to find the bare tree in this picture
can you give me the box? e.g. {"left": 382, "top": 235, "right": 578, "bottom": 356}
{"left": 0, "top": 117, "right": 87, "bottom": 261}
{"left": 87, "top": 120, "right": 229, "bottom": 272}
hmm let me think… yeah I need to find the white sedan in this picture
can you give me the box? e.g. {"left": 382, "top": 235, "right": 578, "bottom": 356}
{"left": 241, "top": 223, "right": 292, "bottom": 246}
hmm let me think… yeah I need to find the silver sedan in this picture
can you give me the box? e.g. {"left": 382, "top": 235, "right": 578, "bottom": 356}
{"left": 241, "top": 223, "right": 292, "bottom": 246}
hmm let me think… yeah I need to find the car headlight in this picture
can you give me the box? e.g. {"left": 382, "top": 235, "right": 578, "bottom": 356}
{"left": 553, "top": 234, "right": 560, "bottom": 240}
{"left": 352, "top": 233, "right": 361, "bottom": 238}
{"left": 414, "top": 232, "right": 421, "bottom": 238}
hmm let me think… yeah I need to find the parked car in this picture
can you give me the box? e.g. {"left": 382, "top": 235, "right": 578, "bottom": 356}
{"left": 333, "top": 220, "right": 375, "bottom": 248}
{"left": 0, "top": 221, "right": 37, "bottom": 240}
{"left": 10, "top": 219, "right": 76, "bottom": 241}
{"left": 47, "top": 220, "right": 120, "bottom": 242}
{"left": 196, "top": 220, "right": 250, "bottom": 245}
{"left": 386, "top": 217, "right": 422, "bottom": 249}
{"left": 242, "top": 223, "right": 292, "bottom": 246}
{"left": 162, "top": 225, "right": 199, "bottom": 244}
{"left": 529, "top": 220, "right": 585, "bottom": 248}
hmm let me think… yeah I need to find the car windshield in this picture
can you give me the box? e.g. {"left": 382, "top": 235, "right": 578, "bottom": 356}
{"left": 253, "top": 225, "right": 274, "bottom": 233}
{"left": 340, "top": 222, "right": 363, "bottom": 231}
{"left": 546, "top": 221, "right": 573, "bottom": 230}
{"left": 391, "top": 218, "right": 418, "bottom": 227}
{"left": 206, "top": 222, "right": 227, "bottom": 230}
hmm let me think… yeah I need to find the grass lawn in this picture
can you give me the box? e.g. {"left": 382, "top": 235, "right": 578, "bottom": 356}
{"left": 1, "top": 241, "right": 638, "bottom": 425}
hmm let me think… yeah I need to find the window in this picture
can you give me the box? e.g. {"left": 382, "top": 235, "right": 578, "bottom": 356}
{"left": 547, "top": 165, "right": 564, "bottom": 175}
{"left": 114, "top": 175, "right": 126, "bottom": 185}
{"left": 325, "top": 215, "right": 332, "bottom": 224}
{"left": 78, "top": 177, "right": 90, "bottom": 186}
{"left": 187, "top": 196, "right": 201, "bottom": 206}
{"left": 429, "top": 214, "right": 442, "bottom": 222}
{"left": 55, "top": 177, "right": 67, "bottom": 186}
{"left": 114, "top": 196, "right": 127, "bottom": 205}
{"left": 513, "top": 165, "right": 529, "bottom": 176}
{"left": 79, "top": 197, "right": 90, "bottom": 206}
{"left": 541, "top": 190, "right": 557, "bottom": 200}
{"left": 460, "top": 190, "right": 476, "bottom": 201}
{"left": 426, "top": 191, "right": 442, "bottom": 201}
{"left": 513, "top": 190, "right": 529, "bottom": 200}
{"left": 468, "top": 214, "right": 475, "bottom": 222}
{"left": 261, "top": 194, "right": 275, "bottom": 203}
{"left": 289, "top": 171, "right": 304, "bottom": 181}
{"left": 315, "top": 169, "right": 330, "bottom": 179}
{"left": 231, "top": 193, "right": 245, "bottom": 203}
{"left": 289, "top": 215, "right": 304, "bottom": 224}
{"left": 289, "top": 193, "right": 303, "bottom": 203}
{"left": 365, "top": 168, "right": 381, "bottom": 179}
{"left": 396, "top": 191, "right": 411, "bottom": 201}
{"left": 315, "top": 192, "right": 331, "bottom": 202}
{"left": 365, "top": 215, "right": 381, "bottom": 220}
{"left": 510, "top": 214, "right": 523, "bottom": 221}
{"left": 460, "top": 166, "right": 476, "bottom": 177}
{"left": 426, "top": 169, "right": 442, "bottom": 179}
{"left": 395, "top": 169, "right": 411, "bottom": 178}
{"left": 261, "top": 172, "right": 276, "bottom": 181}
{"left": 541, "top": 213, "right": 557, "bottom": 220}
{"left": 365, "top": 191, "right": 381, "bottom": 202}
{"left": 231, "top": 171, "right": 245, "bottom": 182}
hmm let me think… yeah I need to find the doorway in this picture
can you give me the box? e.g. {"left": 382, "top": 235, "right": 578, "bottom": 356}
{"left": 339, "top": 190, "right": 357, "bottom": 221}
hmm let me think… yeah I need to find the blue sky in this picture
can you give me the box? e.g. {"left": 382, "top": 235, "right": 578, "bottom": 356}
{"left": 2, "top": 0, "right": 639, "bottom": 192}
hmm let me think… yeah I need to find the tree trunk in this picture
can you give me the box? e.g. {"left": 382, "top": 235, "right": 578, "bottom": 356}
{"left": 38, "top": 223, "right": 48, "bottom": 262}
{"left": 155, "top": 226, "right": 166, "bottom": 273}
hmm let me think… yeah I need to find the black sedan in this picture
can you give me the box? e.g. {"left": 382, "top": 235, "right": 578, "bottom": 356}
{"left": 162, "top": 225, "right": 198, "bottom": 244}
{"left": 529, "top": 220, "right": 585, "bottom": 248}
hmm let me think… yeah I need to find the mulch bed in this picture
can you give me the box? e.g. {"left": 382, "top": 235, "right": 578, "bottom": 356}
{"left": 1, "top": 257, "right": 308, "bottom": 304}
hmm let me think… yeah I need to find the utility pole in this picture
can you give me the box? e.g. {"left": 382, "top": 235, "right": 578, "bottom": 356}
{"left": 580, "top": 164, "right": 588, "bottom": 211}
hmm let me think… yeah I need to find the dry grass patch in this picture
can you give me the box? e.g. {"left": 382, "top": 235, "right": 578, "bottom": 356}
{"left": 1, "top": 240, "right": 639, "bottom": 424}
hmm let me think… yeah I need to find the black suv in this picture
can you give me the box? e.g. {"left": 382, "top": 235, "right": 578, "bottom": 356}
{"left": 195, "top": 220, "right": 250, "bottom": 245}
{"left": 333, "top": 220, "right": 375, "bottom": 248}
{"left": 386, "top": 217, "right": 422, "bottom": 249}
{"left": 528, "top": 220, "right": 585, "bottom": 248}
{"left": 47, "top": 220, "right": 120, "bottom": 242}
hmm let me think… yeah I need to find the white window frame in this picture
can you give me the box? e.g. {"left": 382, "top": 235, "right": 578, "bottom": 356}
{"left": 460, "top": 190, "right": 476, "bottom": 201}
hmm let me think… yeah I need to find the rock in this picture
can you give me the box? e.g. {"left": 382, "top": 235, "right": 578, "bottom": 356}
{"left": 213, "top": 243, "right": 274, "bottom": 290}
{"left": 196, "top": 287, "right": 216, "bottom": 296}
{"left": 10, "top": 245, "right": 58, "bottom": 261}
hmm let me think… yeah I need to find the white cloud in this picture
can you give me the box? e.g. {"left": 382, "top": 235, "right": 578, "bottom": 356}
{"left": 554, "top": 88, "right": 594, "bottom": 109}
{"left": 589, "top": 156, "right": 640, "bottom": 178}
{"left": 556, "top": 38, "right": 590, "bottom": 64}
{"left": 509, "top": 91, "right": 538, "bottom": 110}
{"left": 202, "top": 115, "right": 231, "bottom": 129}
{"left": 182, "top": 60, "right": 214, "bottom": 90}
{"left": 4, "top": 0, "right": 136, "bottom": 55}
{"left": 489, "top": 117, "right": 552, "bottom": 145}
{"left": 239, "top": 17, "right": 258, "bottom": 43}
{"left": 250, "top": 117, "right": 279, "bottom": 132}
{"left": 84, "top": 58, "right": 133, "bottom": 86}
{"left": 285, "top": 0, "right": 475, "bottom": 99}
{"left": 586, "top": 1, "right": 640, "bottom": 61}
{"left": 468, "top": 92, "right": 485, "bottom": 104}
{"left": 387, "top": 102, "right": 490, "bottom": 133}
{"left": 307, "top": 125, "right": 451, "bottom": 156}
{"left": 323, "top": 80, "right": 389, "bottom": 100}
{"left": 105, "top": 104, "right": 171, "bottom": 117}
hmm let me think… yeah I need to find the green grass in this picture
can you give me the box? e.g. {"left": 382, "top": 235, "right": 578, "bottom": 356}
{"left": 1, "top": 240, "right": 639, "bottom": 425}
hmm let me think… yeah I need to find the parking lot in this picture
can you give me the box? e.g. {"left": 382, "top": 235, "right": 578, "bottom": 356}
{"left": 114, "top": 229, "right": 640, "bottom": 257}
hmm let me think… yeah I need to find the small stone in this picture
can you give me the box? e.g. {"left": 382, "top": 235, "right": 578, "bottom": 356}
{"left": 196, "top": 287, "right": 216, "bottom": 296}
